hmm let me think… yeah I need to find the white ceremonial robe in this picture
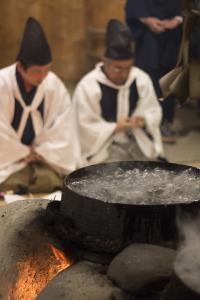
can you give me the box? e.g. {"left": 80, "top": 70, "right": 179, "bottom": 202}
{"left": 73, "top": 63, "right": 164, "bottom": 164}
{"left": 0, "top": 63, "right": 81, "bottom": 184}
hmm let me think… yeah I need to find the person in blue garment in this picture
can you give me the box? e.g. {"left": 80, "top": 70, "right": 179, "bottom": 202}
{"left": 125, "top": 0, "right": 183, "bottom": 143}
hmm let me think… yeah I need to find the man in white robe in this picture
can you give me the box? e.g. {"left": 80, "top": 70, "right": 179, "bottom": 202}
{"left": 0, "top": 17, "right": 81, "bottom": 193}
{"left": 73, "top": 19, "right": 165, "bottom": 165}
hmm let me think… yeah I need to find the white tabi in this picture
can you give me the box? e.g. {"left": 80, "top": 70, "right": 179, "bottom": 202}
{"left": 0, "top": 63, "right": 81, "bottom": 184}
{"left": 73, "top": 63, "right": 164, "bottom": 164}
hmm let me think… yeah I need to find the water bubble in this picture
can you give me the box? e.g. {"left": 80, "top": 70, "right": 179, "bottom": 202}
{"left": 68, "top": 167, "right": 200, "bottom": 205}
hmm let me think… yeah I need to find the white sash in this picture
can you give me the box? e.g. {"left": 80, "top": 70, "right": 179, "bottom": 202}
{"left": 12, "top": 72, "right": 45, "bottom": 140}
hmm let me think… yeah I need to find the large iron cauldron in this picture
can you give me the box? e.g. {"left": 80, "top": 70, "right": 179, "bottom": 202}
{"left": 60, "top": 161, "right": 200, "bottom": 256}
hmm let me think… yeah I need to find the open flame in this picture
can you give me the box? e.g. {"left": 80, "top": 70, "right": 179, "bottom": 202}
{"left": 49, "top": 243, "right": 71, "bottom": 270}
{"left": 9, "top": 243, "right": 72, "bottom": 300}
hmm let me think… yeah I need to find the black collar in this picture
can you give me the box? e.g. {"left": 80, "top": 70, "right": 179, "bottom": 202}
{"left": 16, "top": 69, "right": 37, "bottom": 105}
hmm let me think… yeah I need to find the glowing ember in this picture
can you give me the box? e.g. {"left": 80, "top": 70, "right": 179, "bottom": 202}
{"left": 9, "top": 243, "right": 72, "bottom": 300}
{"left": 49, "top": 244, "right": 71, "bottom": 269}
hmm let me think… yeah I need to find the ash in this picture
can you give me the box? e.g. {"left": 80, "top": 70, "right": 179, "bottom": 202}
{"left": 68, "top": 167, "right": 200, "bottom": 205}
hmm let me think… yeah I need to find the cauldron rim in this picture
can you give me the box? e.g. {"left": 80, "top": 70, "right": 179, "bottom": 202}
{"left": 63, "top": 161, "right": 200, "bottom": 207}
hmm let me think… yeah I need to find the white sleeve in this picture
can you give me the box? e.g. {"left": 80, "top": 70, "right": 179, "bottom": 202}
{"left": 135, "top": 73, "right": 162, "bottom": 129}
{"left": 133, "top": 72, "right": 164, "bottom": 156}
{"left": 0, "top": 79, "right": 30, "bottom": 169}
{"left": 35, "top": 79, "right": 82, "bottom": 174}
{"left": 73, "top": 79, "right": 116, "bottom": 160}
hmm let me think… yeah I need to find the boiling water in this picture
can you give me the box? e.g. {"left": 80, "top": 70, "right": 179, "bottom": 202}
{"left": 68, "top": 167, "right": 200, "bottom": 205}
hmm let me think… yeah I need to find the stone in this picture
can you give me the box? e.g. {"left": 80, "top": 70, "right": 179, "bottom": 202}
{"left": 37, "top": 261, "right": 125, "bottom": 300}
{"left": 107, "top": 244, "right": 176, "bottom": 296}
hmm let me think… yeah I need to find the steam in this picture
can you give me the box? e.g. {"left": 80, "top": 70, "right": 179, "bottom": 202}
{"left": 174, "top": 208, "right": 200, "bottom": 295}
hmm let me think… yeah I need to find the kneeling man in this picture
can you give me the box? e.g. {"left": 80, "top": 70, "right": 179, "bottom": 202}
{"left": 73, "top": 19, "right": 165, "bottom": 165}
{"left": 0, "top": 17, "right": 81, "bottom": 193}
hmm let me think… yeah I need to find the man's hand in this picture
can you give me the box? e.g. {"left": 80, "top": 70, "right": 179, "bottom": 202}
{"left": 115, "top": 117, "right": 145, "bottom": 132}
{"left": 115, "top": 118, "right": 133, "bottom": 132}
{"left": 24, "top": 146, "right": 43, "bottom": 163}
{"left": 140, "top": 17, "right": 165, "bottom": 33}
{"left": 129, "top": 116, "right": 145, "bottom": 128}
{"left": 162, "top": 17, "right": 182, "bottom": 30}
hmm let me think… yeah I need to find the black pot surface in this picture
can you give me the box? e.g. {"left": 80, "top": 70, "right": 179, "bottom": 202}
{"left": 60, "top": 161, "right": 200, "bottom": 255}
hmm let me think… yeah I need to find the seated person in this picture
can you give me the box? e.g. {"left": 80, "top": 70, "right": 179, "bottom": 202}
{"left": 73, "top": 19, "right": 165, "bottom": 165}
{"left": 0, "top": 17, "right": 81, "bottom": 194}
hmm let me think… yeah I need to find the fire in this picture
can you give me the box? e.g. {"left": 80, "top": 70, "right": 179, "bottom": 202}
{"left": 9, "top": 243, "right": 72, "bottom": 300}
{"left": 49, "top": 243, "right": 71, "bottom": 270}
